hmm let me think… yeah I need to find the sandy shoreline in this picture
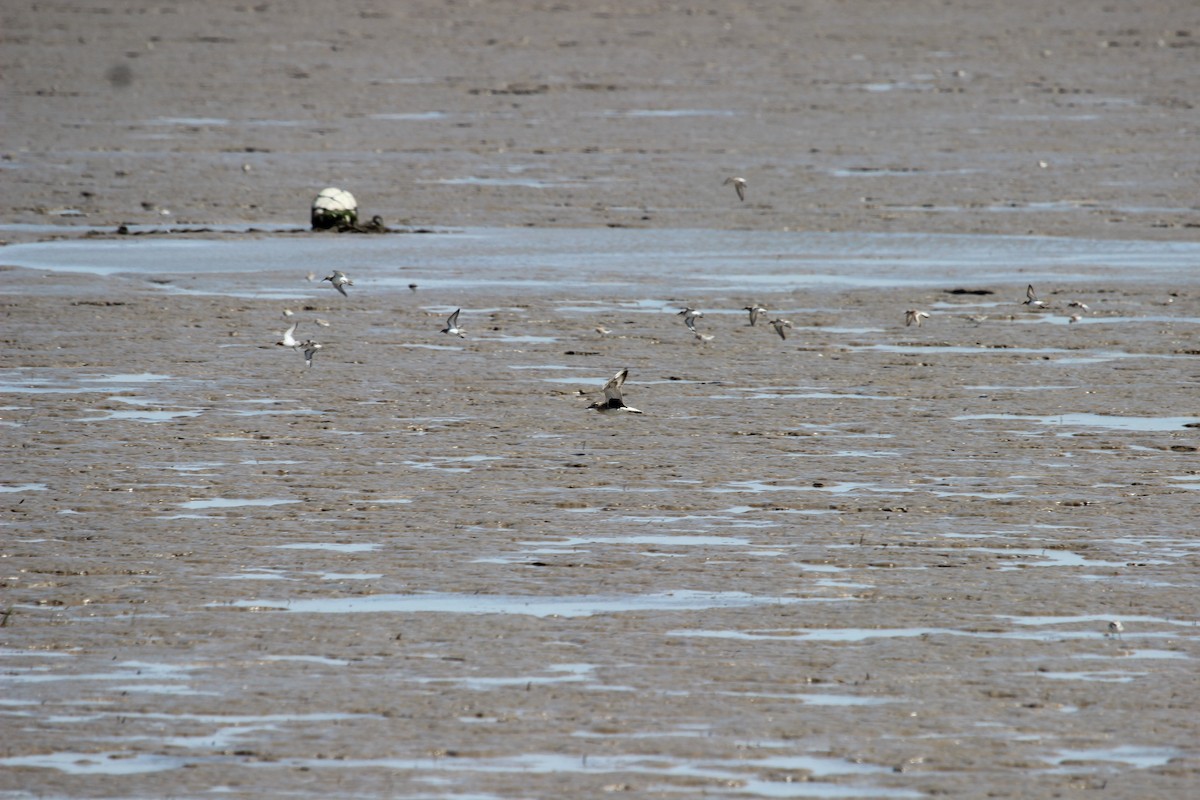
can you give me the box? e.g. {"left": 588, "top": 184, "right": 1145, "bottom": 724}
{"left": 3, "top": 2, "right": 1200, "bottom": 798}
{"left": 4, "top": 1, "right": 1199, "bottom": 241}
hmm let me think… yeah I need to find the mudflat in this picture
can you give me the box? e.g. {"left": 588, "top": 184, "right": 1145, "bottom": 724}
{"left": 3, "top": 2, "right": 1199, "bottom": 798}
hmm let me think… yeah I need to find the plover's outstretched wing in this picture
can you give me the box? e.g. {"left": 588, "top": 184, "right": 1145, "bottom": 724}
{"left": 723, "top": 176, "right": 747, "bottom": 201}
{"left": 603, "top": 368, "right": 628, "bottom": 401}
{"left": 684, "top": 315, "right": 697, "bottom": 332}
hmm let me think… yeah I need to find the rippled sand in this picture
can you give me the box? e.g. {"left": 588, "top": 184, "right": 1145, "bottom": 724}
{"left": 4, "top": 229, "right": 1200, "bottom": 797}
{"left": 3, "top": 1, "right": 1200, "bottom": 797}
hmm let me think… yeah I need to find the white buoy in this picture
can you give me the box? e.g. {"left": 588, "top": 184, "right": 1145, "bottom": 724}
{"left": 310, "top": 187, "right": 358, "bottom": 229}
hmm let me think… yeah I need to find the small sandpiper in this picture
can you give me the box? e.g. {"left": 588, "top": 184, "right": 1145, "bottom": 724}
{"left": 693, "top": 330, "right": 715, "bottom": 343}
{"left": 723, "top": 176, "right": 747, "bottom": 202}
{"left": 587, "top": 368, "right": 643, "bottom": 414}
{"left": 595, "top": 324, "right": 613, "bottom": 336}
{"left": 905, "top": 309, "right": 930, "bottom": 327}
{"left": 769, "top": 318, "right": 793, "bottom": 340}
{"left": 323, "top": 270, "right": 353, "bottom": 296}
{"left": 441, "top": 308, "right": 466, "bottom": 338}
{"left": 1022, "top": 284, "right": 1044, "bottom": 308}
{"left": 277, "top": 321, "right": 300, "bottom": 348}
{"left": 744, "top": 305, "right": 767, "bottom": 327}
{"left": 1067, "top": 300, "right": 1090, "bottom": 312}
{"left": 1107, "top": 620, "right": 1124, "bottom": 640}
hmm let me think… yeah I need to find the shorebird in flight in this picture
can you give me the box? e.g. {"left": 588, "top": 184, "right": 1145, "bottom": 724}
{"left": 693, "top": 330, "right": 715, "bottom": 343}
{"left": 441, "top": 308, "right": 466, "bottom": 338}
{"left": 595, "top": 324, "right": 613, "bottom": 336}
{"left": 587, "top": 368, "right": 643, "bottom": 414}
{"left": 905, "top": 309, "right": 930, "bottom": 327}
{"left": 769, "top": 318, "right": 793, "bottom": 340}
{"left": 744, "top": 305, "right": 767, "bottom": 326}
{"left": 677, "top": 306, "right": 703, "bottom": 327}
{"left": 1022, "top": 284, "right": 1044, "bottom": 308}
{"left": 301, "top": 340, "right": 322, "bottom": 368}
{"left": 323, "top": 270, "right": 353, "bottom": 296}
{"left": 277, "top": 321, "right": 300, "bottom": 348}
{"left": 1067, "top": 300, "right": 1090, "bottom": 312}
{"left": 723, "top": 176, "right": 747, "bottom": 202}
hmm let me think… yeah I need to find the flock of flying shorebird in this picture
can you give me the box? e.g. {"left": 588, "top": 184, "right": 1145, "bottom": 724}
{"left": 277, "top": 266, "right": 1089, "bottom": 419}
{"left": 275, "top": 176, "right": 1104, "bottom": 419}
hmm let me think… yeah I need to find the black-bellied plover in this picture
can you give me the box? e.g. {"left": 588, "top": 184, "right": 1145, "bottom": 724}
{"left": 723, "top": 176, "right": 747, "bottom": 202}
{"left": 277, "top": 322, "right": 300, "bottom": 348}
{"left": 744, "top": 305, "right": 767, "bottom": 327}
{"left": 769, "top": 318, "right": 793, "bottom": 340}
{"left": 677, "top": 306, "right": 703, "bottom": 327}
{"left": 323, "top": 270, "right": 353, "bottom": 296}
{"left": 1022, "top": 284, "right": 1044, "bottom": 308}
{"left": 301, "top": 340, "right": 322, "bottom": 367}
{"left": 587, "top": 368, "right": 643, "bottom": 414}
{"left": 441, "top": 308, "right": 465, "bottom": 338}
{"left": 905, "top": 309, "right": 930, "bottom": 327}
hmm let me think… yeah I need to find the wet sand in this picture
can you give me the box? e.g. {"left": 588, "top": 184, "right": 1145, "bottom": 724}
{"left": 3, "top": 0, "right": 1199, "bottom": 239}
{"left": 3, "top": 2, "right": 1200, "bottom": 798}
